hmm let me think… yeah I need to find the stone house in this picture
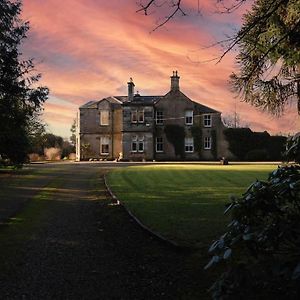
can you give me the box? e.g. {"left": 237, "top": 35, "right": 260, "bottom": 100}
{"left": 76, "top": 72, "right": 231, "bottom": 161}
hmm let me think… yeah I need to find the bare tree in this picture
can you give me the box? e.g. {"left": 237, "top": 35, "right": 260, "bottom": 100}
{"left": 136, "top": 0, "right": 300, "bottom": 116}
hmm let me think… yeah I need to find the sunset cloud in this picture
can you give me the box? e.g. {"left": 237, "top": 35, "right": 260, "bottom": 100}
{"left": 21, "top": 0, "right": 298, "bottom": 138}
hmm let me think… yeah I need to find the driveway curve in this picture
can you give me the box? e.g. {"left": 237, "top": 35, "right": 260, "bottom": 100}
{"left": 0, "top": 162, "right": 206, "bottom": 299}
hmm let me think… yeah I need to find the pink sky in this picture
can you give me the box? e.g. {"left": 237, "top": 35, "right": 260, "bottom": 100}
{"left": 22, "top": 0, "right": 299, "bottom": 138}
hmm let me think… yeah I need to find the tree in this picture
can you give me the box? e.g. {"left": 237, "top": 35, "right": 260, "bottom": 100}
{"left": 137, "top": 0, "right": 300, "bottom": 115}
{"left": 222, "top": 112, "right": 249, "bottom": 128}
{"left": 70, "top": 119, "right": 76, "bottom": 146}
{"left": 230, "top": 0, "right": 300, "bottom": 116}
{"left": 0, "top": 0, "right": 49, "bottom": 165}
{"left": 27, "top": 112, "right": 47, "bottom": 155}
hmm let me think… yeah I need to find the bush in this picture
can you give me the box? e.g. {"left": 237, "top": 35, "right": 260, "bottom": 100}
{"left": 206, "top": 165, "right": 300, "bottom": 299}
{"left": 44, "top": 147, "right": 61, "bottom": 161}
{"left": 224, "top": 128, "right": 286, "bottom": 161}
{"left": 245, "top": 149, "right": 269, "bottom": 161}
{"left": 28, "top": 153, "right": 45, "bottom": 162}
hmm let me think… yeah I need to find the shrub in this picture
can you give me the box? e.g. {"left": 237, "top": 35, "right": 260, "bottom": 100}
{"left": 224, "top": 128, "right": 286, "bottom": 161}
{"left": 245, "top": 148, "right": 269, "bottom": 161}
{"left": 164, "top": 125, "right": 185, "bottom": 159}
{"left": 44, "top": 147, "right": 61, "bottom": 161}
{"left": 28, "top": 153, "right": 45, "bottom": 162}
{"left": 206, "top": 165, "right": 300, "bottom": 299}
{"left": 206, "top": 133, "right": 300, "bottom": 299}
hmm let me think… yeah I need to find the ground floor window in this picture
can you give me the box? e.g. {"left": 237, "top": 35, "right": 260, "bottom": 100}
{"left": 100, "top": 136, "right": 109, "bottom": 154}
{"left": 132, "top": 136, "right": 145, "bottom": 153}
{"left": 204, "top": 137, "right": 212, "bottom": 149}
{"left": 185, "top": 137, "right": 194, "bottom": 153}
{"left": 156, "top": 137, "right": 163, "bottom": 152}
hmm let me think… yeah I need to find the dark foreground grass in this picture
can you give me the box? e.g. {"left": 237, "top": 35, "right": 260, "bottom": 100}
{"left": 107, "top": 164, "right": 277, "bottom": 247}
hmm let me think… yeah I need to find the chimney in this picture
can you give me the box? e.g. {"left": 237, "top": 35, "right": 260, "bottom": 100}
{"left": 127, "top": 77, "right": 135, "bottom": 101}
{"left": 170, "top": 70, "right": 180, "bottom": 92}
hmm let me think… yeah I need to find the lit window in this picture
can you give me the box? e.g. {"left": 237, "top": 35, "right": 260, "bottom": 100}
{"left": 131, "top": 110, "right": 137, "bottom": 123}
{"left": 100, "top": 136, "right": 109, "bottom": 154}
{"left": 185, "top": 110, "right": 193, "bottom": 125}
{"left": 156, "top": 111, "right": 163, "bottom": 125}
{"left": 185, "top": 137, "right": 194, "bottom": 152}
{"left": 156, "top": 137, "right": 163, "bottom": 152}
{"left": 204, "top": 137, "right": 212, "bottom": 149}
{"left": 204, "top": 114, "right": 212, "bottom": 127}
{"left": 138, "top": 110, "right": 144, "bottom": 123}
{"left": 100, "top": 110, "right": 109, "bottom": 125}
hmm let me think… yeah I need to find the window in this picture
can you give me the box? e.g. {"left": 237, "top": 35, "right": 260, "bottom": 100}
{"left": 131, "top": 110, "right": 137, "bottom": 123}
{"left": 204, "top": 114, "right": 212, "bottom": 127}
{"left": 138, "top": 110, "right": 144, "bottom": 123}
{"left": 204, "top": 137, "right": 212, "bottom": 149}
{"left": 185, "top": 110, "right": 193, "bottom": 125}
{"left": 100, "top": 110, "right": 109, "bottom": 125}
{"left": 131, "top": 136, "right": 138, "bottom": 152}
{"left": 138, "top": 140, "right": 144, "bottom": 152}
{"left": 132, "top": 136, "right": 145, "bottom": 152}
{"left": 156, "top": 137, "right": 163, "bottom": 152}
{"left": 156, "top": 111, "right": 163, "bottom": 125}
{"left": 100, "top": 136, "right": 109, "bottom": 154}
{"left": 185, "top": 137, "right": 194, "bottom": 153}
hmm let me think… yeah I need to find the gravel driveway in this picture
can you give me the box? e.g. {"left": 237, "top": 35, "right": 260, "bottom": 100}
{"left": 0, "top": 162, "right": 207, "bottom": 300}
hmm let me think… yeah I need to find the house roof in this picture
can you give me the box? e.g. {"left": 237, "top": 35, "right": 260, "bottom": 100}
{"left": 79, "top": 100, "right": 96, "bottom": 108}
{"left": 193, "top": 102, "right": 220, "bottom": 114}
{"left": 80, "top": 92, "right": 219, "bottom": 113}
{"left": 115, "top": 95, "right": 162, "bottom": 105}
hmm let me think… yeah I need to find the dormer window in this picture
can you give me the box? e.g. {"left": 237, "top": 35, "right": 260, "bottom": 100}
{"left": 100, "top": 110, "right": 109, "bottom": 126}
{"left": 204, "top": 114, "right": 212, "bottom": 127}
{"left": 185, "top": 110, "right": 193, "bottom": 125}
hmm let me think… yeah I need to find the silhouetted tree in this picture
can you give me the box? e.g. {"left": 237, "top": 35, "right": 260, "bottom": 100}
{"left": 137, "top": 0, "right": 300, "bottom": 115}
{"left": 70, "top": 119, "right": 76, "bottom": 146}
{"left": 0, "top": 0, "right": 49, "bottom": 164}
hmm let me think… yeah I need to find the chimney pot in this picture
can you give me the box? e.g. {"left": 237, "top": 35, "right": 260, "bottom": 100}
{"left": 170, "top": 70, "right": 180, "bottom": 92}
{"left": 127, "top": 78, "right": 135, "bottom": 101}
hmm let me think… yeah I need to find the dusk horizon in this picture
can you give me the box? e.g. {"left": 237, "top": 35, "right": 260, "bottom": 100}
{"left": 22, "top": 0, "right": 299, "bottom": 139}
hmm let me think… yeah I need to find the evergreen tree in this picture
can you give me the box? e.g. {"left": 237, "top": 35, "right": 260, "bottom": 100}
{"left": 230, "top": 0, "right": 300, "bottom": 115}
{"left": 0, "top": 0, "right": 48, "bottom": 165}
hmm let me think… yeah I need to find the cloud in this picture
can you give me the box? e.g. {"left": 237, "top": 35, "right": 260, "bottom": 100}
{"left": 21, "top": 0, "right": 298, "bottom": 137}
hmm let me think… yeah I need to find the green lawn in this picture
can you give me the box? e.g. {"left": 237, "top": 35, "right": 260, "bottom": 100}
{"left": 107, "top": 164, "right": 277, "bottom": 247}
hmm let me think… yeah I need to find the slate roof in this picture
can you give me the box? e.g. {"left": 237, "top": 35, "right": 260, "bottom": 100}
{"left": 193, "top": 102, "right": 220, "bottom": 114}
{"left": 80, "top": 92, "right": 220, "bottom": 113}
{"left": 115, "top": 95, "right": 162, "bottom": 105}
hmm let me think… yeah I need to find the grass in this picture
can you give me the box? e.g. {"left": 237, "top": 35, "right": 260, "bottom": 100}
{"left": 107, "top": 164, "right": 277, "bottom": 247}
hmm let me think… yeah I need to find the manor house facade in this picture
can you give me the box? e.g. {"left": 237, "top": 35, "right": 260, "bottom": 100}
{"left": 76, "top": 72, "right": 230, "bottom": 161}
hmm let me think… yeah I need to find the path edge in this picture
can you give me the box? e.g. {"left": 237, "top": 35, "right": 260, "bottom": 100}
{"left": 104, "top": 174, "right": 186, "bottom": 250}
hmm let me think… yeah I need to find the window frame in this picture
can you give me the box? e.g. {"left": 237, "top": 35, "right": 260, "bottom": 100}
{"left": 100, "top": 136, "right": 110, "bottom": 155}
{"left": 138, "top": 110, "right": 144, "bottom": 123}
{"left": 203, "top": 114, "right": 212, "bottom": 127}
{"left": 138, "top": 136, "right": 144, "bottom": 152}
{"left": 185, "top": 110, "right": 193, "bottom": 125}
{"left": 185, "top": 137, "right": 194, "bottom": 153}
{"left": 204, "top": 136, "right": 212, "bottom": 150}
{"left": 156, "top": 111, "right": 164, "bottom": 125}
{"left": 100, "top": 110, "right": 109, "bottom": 126}
{"left": 131, "top": 135, "right": 138, "bottom": 152}
{"left": 156, "top": 137, "right": 163, "bottom": 152}
{"left": 131, "top": 110, "right": 137, "bottom": 123}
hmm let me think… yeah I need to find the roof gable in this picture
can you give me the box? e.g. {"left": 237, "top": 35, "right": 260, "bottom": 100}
{"left": 156, "top": 90, "right": 220, "bottom": 113}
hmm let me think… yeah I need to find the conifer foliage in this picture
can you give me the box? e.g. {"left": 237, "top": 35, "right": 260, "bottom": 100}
{"left": 0, "top": 0, "right": 48, "bottom": 165}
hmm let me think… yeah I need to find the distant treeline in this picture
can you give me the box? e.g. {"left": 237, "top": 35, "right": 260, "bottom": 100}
{"left": 224, "top": 128, "right": 287, "bottom": 161}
